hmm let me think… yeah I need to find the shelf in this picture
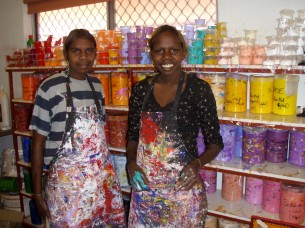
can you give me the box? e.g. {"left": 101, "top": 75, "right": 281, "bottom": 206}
{"left": 105, "top": 105, "right": 128, "bottom": 112}
{"left": 108, "top": 146, "right": 126, "bottom": 153}
{"left": 204, "top": 158, "right": 305, "bottom": 186}
{"left": 17, "top": 160, "right": 49, "bottom": 174}
{"left": 0, "top": 129, "right": 12, "bottom": 137}
{"left": 17, "top": 160, "right": 31, "bottom": 168}
{"left": 5, "top": 64, "right": 305, "bottom": 74}
{"left": 218, "top": 110, "right": 305, "bottom": 131}
{"left": 10, "top": 105, "right": 305, "bottom": 131}
{"left": 20, "top": 190, "right": 32, "bottom": 198}
{"left": 14, "top": 130, "right": 32, "bottom": 137}
{"left": 22, "top": 216, "right": 43, "bottom": 228}
{"left": 12, "top": 98, "right": 34, "bottom": 104}
{"left": 207, "top": 190, "right": 305, "bottom": 226}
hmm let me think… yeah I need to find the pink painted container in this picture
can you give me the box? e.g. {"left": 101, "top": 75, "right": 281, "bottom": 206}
{"left": 279, "top": 183, "right": 305, "bottom": 224}
{"left": 262, "top": 180, "right": 281, "bottom": 213}
{"left": 221, "top": 173, "right": 244, "bottom": 201}
{"left": 245, "top": 177, "right": 263, "bottom": 205}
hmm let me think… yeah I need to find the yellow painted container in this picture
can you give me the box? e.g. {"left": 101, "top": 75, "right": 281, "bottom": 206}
{"left": 225, "top": 73, "right": 248, "bottom": 112}
{"left": 273, "top": 74, "right": 299, "bottom": 115}
{"left": 250, "top": 75, "right": 274, "bottom": 114}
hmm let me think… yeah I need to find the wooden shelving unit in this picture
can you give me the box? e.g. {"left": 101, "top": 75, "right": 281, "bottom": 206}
{"left": 6, "top": 64, "right": 305, "bottom": 227}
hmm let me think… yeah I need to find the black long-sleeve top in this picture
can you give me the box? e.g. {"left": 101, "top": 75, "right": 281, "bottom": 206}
{"left": 127, "top": 73, "right": 224, "bottom": 158}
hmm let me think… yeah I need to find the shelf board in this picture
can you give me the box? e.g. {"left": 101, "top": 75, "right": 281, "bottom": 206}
{"left": 0, "top": 129, "right": 12, "bottom": 137}
{"left": 108, "top": 146, "right": 126, "bottom": 153}
{"left": 6, "top": 64, "right": 305, "bottom": 74}
{"left": 23, "top": 216, "right": 43, "bottom": 227}
{"left": 14, "top": 130, "right": 32, "bottom": 137}
{"left": 207, "top": 190, "right": 305, "bottom": 226}
{"left": 218, "top": 110, "right": 305, "bottom": 130}
{"left": 20, "top": 190, "right": 32, "bottom": 198}
{"left": 12, "top": 98, "right": 34, "bottom": 104}
{"left": 105, "top": 105, "right": 128, "bottom": 111}
{"left": 17, "top": 160, "right": 31, "bottom": 168}
{"left": 204, "top": 158, "right": 305, "bottom": 185}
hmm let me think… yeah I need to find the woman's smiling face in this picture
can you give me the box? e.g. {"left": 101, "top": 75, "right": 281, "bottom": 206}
{"left": 150, "top": 31, "right": 186, "bottom": 76}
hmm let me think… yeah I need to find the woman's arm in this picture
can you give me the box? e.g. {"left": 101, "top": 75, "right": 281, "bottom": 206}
{"left": 31, "top": 130, "right": 50, "bottom": 219}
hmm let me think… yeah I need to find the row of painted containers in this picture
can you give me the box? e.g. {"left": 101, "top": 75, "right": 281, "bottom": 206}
{"left": 20, "top": 71, "right": 300, "bottom": 116}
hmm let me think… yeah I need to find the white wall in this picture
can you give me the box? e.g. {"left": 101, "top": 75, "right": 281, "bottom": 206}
{"left": 218, "top": 0, "right": 305, "bottom": 44}
{"left": 0, "top": 1, "right": 34, "bottom": 158}
{"left": 218, "top": 0, "right": 305, "bottom": 106}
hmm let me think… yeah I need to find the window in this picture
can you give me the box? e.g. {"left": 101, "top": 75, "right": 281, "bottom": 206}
{"left": 37, "top": 0, "right": 216, "bottom": 41}
{"left": 37, "top": 3, "right": 108, "bottom": 41}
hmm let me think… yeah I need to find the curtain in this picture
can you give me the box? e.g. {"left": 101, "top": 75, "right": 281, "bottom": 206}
{"left": 23, "top": 0, "right": 113, "bottom": 14}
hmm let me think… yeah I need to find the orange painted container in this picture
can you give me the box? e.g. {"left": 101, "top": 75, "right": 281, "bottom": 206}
{"left": 111, "top": 72, "right": 129, "bottom": 106}
{"left": 21, "top": 74, "right": 36, "bottom": 100}
{"left": 108, "top": 115, "right": 128, "bottom": 148}
{"left": 92, "top": 73, "right": 110, "bottom": 105}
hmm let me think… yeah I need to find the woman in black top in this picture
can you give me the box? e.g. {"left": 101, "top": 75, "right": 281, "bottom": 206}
{"left": 126, "top": 24, "right": 223, "bottom": 227}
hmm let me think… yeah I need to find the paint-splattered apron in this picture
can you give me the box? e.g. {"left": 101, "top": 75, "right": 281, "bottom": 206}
{"left": 45, "top": 74, "right": 126, "bottom": 227}
{"left": 128, "top": 74, "right": 207, "bottom": 227}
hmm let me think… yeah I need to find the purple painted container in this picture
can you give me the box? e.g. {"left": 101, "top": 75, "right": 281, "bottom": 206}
{"left": 234, "top": 126, "right": 243, "bottom": 158}
{"left": 242, "top": 126, "right": 267, "bottom": 164}
{"left": 199, "top": 170, "right": 217, "bottom": 194}
{"left": 288, "top": 130, "right": 305, "bottom": 167}
{"left": 215, "top": 124, "right": 236, "bottom": 162}
{"left": 266, "top": 129, "right": 289, "bottom": 163}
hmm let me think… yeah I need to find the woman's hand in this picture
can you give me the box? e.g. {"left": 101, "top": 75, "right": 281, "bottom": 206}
{"left": 127, "top": 161, "right": 150, "bottom": 191}
{"left": 32, "top": 194, "right": 50, "bottom": 219}
{"left": 176, "top": 159, "right": 202, "bottom": 191}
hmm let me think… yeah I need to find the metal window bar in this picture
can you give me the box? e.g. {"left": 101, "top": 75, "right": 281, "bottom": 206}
{"left": 37, "top": 0, "right": 216, "bottom": 41}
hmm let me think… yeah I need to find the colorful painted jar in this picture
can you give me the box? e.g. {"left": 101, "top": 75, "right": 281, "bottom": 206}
{"left": 14, "top": 105, "right": 32, "bottom": 131}
{"left": 234, "top": 126, "right": 243, "bottom": 158}
{"left": 93, "top": 73, "right": 110, "bottom": 105}
{"left": 107, "top": 115, "right": 128, "bottom": 148}
{"left": 262, "top": 180, "right": 281, "bottom": 213}
{"left": 266, "top": 129, "right": 289, "bottom": 163}
{"left": 21, "top": 74, "right": 36, "bottom": 100}
{"left": 215, "top": 124, "right": 236, "bottom": 161}
{"left": 250, "top": 75, "right": 274, "bottom": 114}
{"left": 221, "top": 173, "right": 244, "bottom": 201}
{"left": 273, "top": 74, "right": 299, "bottom": 115}
{"left": 225, "top": 73, "right": 248, "bottom": 112}
{"left": 242, "top": 127, "right": 267, "bottom": 164}
{"left": 210, "top": 73, "right": 226, "bottom": 110}
{"left": 132, "top": 72, "right": 148, "bottom": 85}
{"left": 205, "top": 215, "right": 218, "bottom": 228}
{"left": 111, "top": 72, "right": 129, "bottom": 105}
{"left": 218, "top": 218, "right": 242, "bottom": 228}
{"left": 288, "top": 130, "right": 305, "bottom": 167}
{"left": 199, "top": 170, "right": 217, "bottom": 194}
{"left": 279, "top": 183, "right": 305, "bottom": 224}
{"left": 245, "top": 177, "right": 263, "bottom": 205}
{"left": 113, "top": 155, "right": 130, "bottom": 187}
{"left": 196, "top": 73, "right": 212, "bottom": 85}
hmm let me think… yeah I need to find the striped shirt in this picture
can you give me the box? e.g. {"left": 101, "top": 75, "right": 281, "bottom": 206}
{"left": 29, "top": 71, "right": 105, "bottom": 164}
